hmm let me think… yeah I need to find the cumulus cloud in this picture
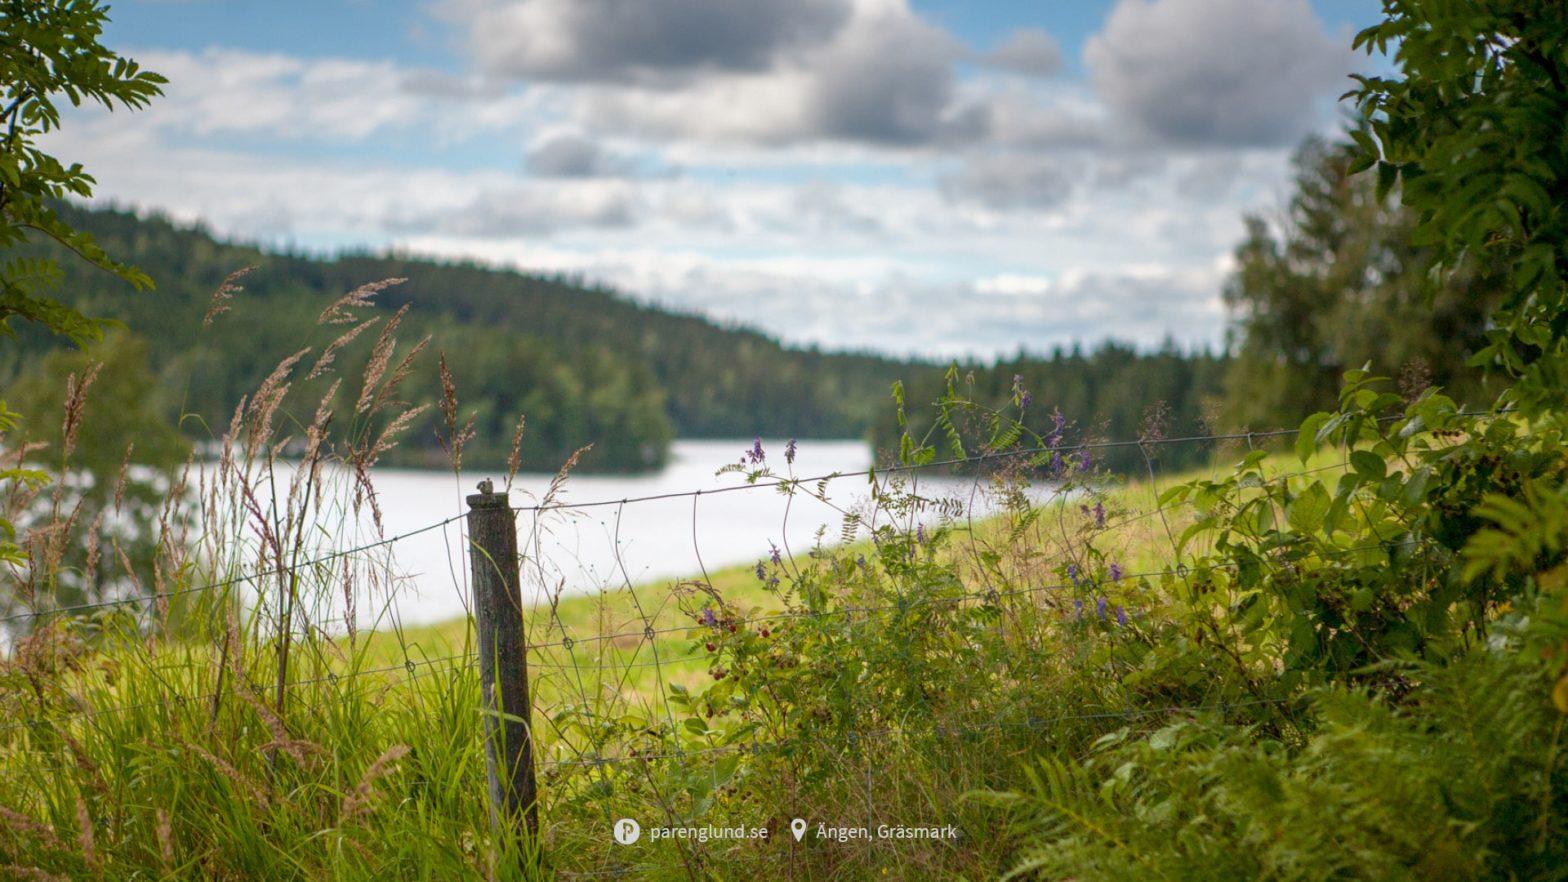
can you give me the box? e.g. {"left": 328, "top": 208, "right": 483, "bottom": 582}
{"left": 468, "top": 0, "right": 983, "bottom": 148}
{"left": 525, "top": 130, "right": 635, "bottom": 177}
{"left": 387, "top": 184, "right": 642, "bottom": 237}
{"left": 801, "top": 2, "right": 977, "bottom": 145}
{"left": 1084, "top": 0, "right": 1348, "bottom": 146}
{"left": 122, "top": 48, "right": 534, "bottom": 143}
{"left": 981, "top": 28, "right": 1064, "bottom": 76}
{"left": 450, "top": 0, "right": 852, "bottom": 83}
{"left": 940, "top": 155, "right": 1081, "bottom": 211}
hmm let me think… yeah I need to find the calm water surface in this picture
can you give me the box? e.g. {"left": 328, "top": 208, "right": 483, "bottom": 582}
{"left": 250, "top": 438, "right": 1052, "bottom": 629}
{"left": 353, "top": 439, "right": 881, "bottom": 626}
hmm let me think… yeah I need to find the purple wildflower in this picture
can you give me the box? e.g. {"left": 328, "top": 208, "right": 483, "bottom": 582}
{"left": 1067, "top": 563, "right": 1080, "bottom": 586}
{"left": 755, "top": 562, "right": 767, "bottom": 582}
{"left": 1096, "top": 596, "right": 1108, "bottom": 620}
{"left": 1050, "top": 451, "right": 1065, "bottom": 477}
{"left": 1047, "top": 409, "right": 1066, "bottom": 448}
{"left": 1115, "top": 605, "right": 1128, "bottom": 627}
{"left": 769, "top": 542, "right": 782, "bottom": 566}
{"left": 785, "top": 438, "right": 797, "bottom": 464}
{"left": 744, "top": 437, "right": 766, "bottom": 465}
{"left": 1077, "top": 448, "right": 1092, "bottom": 471}
{"left": 1093, "top": 501, "right": 1105, "bottom": 529}
{"left": 1108, "top": 562, "right": 1124, "bottom": 582}
{"left": 1073, "top": 598, "right": 1084, "bottom": 620}
{"left": 916, "top": 523, "right": 927, "bottom": 544}
{"left": 701, "top": 607, "right": 717, "bottom": 627}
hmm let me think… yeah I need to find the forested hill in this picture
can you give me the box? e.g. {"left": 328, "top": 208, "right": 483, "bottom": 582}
{"left": 2, "top": 203, "right": 1226, "bottom": 472}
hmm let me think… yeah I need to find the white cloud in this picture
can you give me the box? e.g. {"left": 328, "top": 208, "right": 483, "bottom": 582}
{"left": 524, "top": 129, "right": 638, "bottom": 177}
{"left": 47, "top": 0, "right": 1368, "bottom": 360}
{"left": 981, "top": 28, "right": 1065, "bottom": 77}
{"left": 510, "top": 0, "right": 986, "bottom": 148}
{"left": 447, "top": 0, "right": 853, "bottom": 84}
{"left": 124, "top": 47, "right": 538, "bottom": 143}
{"left": 941, "top": 154, "right": 1083, "bottom": 211}
{"left": 1084, "top": 0, "right": 1348, "bottom": 146}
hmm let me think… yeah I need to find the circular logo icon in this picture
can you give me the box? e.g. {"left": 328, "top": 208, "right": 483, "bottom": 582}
{"left": 613, "top": 818, "right": 641, "bottom": 845}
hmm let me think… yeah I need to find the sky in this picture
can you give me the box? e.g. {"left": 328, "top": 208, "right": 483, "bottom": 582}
{"left": 59, "top": 0, "right": 1383, "bottom": 360}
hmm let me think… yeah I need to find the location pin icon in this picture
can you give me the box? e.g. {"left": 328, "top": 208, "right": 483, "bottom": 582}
{"left": 790, "top": 818, "right": 807, "bottom": 842}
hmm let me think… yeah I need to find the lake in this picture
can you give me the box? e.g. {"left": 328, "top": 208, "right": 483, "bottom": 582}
{"left": 343, "top": 438, "right": 887, "bottom": 626}
{"left": 216, "top": 437, "right": 1067, "bottom": 632}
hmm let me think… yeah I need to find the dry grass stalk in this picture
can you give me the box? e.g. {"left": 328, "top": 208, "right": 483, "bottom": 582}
{"left": 60, "top": 363, "right": 102, "bottom": 463}
{"left": 308, "top": 315, "right": 377, "bottom": 380}
{"left": 245, "top": 348, "right": 310, "bottom": 454}
{"left": 74, "top": 796, "right": 95, "bottom": 870}
{"left": 57, "top": 730, "right": 108, "bottom": 797}
{"left": 340, "top": 744, "right": 410, "bottom": 823}
{"left": 0, "top": 805, "right": 62, "bottom": 849}
{"left": 339, "top": 559, "right": 357, "bottom": 647}
{"left": 202, "top": 266, "right": 255, "bottom": 327}
{"left": 257, "top": 738, "right": 328, "bottom": 764}
{"left": 436, "top": 353, "right": 477, "bottom": 470}
{"left": 370, "top": 334, "right": 429, "bottom": 416}
{"left": 155, "top": 808, "right": 173, "bottom": 869}
{"left": 0, "top": 865, "right": 69, "bottom": 882}
{"left": 354, "top": 305, "right": 408, "bottom": 415}
{"left": 233, "top": 676, "right": 326, "bottom": 766}
{"left": 318, "top": 277, "right": 405, "bottom": 325}
{"left": 541, "top": 445, "right": 592, "bottom": 510}
{"left": 111, "top": 443, "right": 133, "bottom": 514}
{"left": 372, "top": 404, "right": 430, "bottom": 462}
{"left": 505, "top": 413, "right": 527, "bottom": 491}
{"left": 182, "top": 741, "right": 273, "bottom": 812}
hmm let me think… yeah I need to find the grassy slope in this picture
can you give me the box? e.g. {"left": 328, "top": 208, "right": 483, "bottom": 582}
{"left": 378, "top": 446, "right": 1320, "bottom": 714}
{"left": 0, "top": 447, "right": 1343, "bottom": 880}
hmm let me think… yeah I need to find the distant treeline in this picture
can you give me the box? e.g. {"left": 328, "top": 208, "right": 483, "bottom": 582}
{"left": 0, "top": 204, "right": 1247, "bottom": 474}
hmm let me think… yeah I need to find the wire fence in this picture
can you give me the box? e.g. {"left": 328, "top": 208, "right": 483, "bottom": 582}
{"left": 0, "top": 411, "right": 1484, "bottom": 874}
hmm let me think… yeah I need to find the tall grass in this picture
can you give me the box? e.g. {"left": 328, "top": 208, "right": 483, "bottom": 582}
{"left": 1, "top": 270, "right": 1446, "bottom": 880}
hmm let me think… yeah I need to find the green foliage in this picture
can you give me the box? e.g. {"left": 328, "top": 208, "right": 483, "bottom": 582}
{"left": 0, "top": 0, "right": 163, "bottom": 345}
{"left": 871, "top": 343, "right": 1227, "bottom": 474}
{"left": 1221, "top": 138, "right": 1503, "bottom": 430}
{"left": 1348, "top": 0, "right": 1568, "bottom": 407}
{"left": 3, "top": 331, "right": 189, "bottom": 608}
{"left": 989, "top": 651, "right": 1566, "bottom": 882}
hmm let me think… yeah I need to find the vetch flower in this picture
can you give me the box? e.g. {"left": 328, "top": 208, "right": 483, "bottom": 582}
{"left": 1109, "top": 562, "right": 1124, "bottom": 582}
{"left": 1067, "top": 563, "right": 1080, "bottom": 585}
{"left": 785, "top": 438, "right": 797, "bottom": 464}
{"left": 743, "top": 437, "right": 766, "bottom": 465}
{"left": 1096, "top": 596, "right": 1108, "bottom": 620}
{"left": 769, "top": 542, "right": 782, "bottom": 566}
{"left": 1115, "top": 605, "right": 1128, "bottom": 627}
{"left": 1093, "top": 501, "right": 1106, "bottom": 529}
{"left": 701, "top": 607, "right": 717, "bottom": 627}
{"left": 755, "top": 562, "right": 767, "bottom": 582}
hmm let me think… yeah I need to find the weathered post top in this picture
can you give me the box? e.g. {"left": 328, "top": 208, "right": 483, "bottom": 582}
{"left": 467, "top": 478, "right": 507, "bottom": 509}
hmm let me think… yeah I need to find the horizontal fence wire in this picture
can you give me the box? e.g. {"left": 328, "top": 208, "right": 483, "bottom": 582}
{"left": 0, "top": 410, "right": 1491, "bottom": 770}
{"left": 505, "top": 427, "right": 1304, "bottom": 513}
{"left": 0, "top": 513, "right": 467, "bottom": 626}
{"left": 3, "top": 408, "right": 1499, "bottom": 628}
{"left": 1, "top": 534, "right": 1423, "bottom": 738}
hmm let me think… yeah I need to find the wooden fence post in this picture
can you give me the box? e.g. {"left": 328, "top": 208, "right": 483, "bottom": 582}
{"left": 466, "top": 479, "right": 539, "bottom": 845}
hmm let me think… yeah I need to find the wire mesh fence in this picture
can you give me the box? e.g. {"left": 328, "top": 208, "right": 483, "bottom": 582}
{"left": 0, "top": 413, "right": 1481, "bottom": 876}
